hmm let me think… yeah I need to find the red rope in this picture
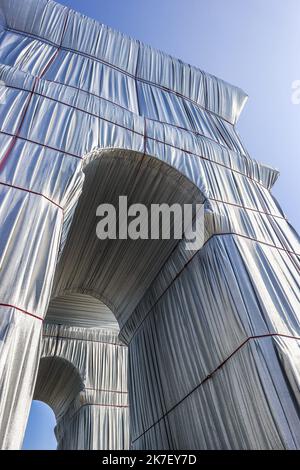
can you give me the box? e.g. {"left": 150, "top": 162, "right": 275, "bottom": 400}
{"left": 0, "top": 78, "right": 38, "bottom": 172}
{"left": 38, "top": 10, "right": 69, "bottom": 78}
{"left": 81, "top": 402, "right": 128, "bottom": 408}
{"left": 4, "top": 25, "right": 237, "bottom": 126}
{"left": 0, "top": 181, "right": 63, "bottom": 210}
{"left": 2, "top": 82, "right": 274, "bottom": 192}
{"left": 131, "top": 332, "right": 300, "bottom": 443}
{"left": 0, "top": 10, "right": 69, "bottom": 173}
{"left": 0, "top": 125, "right": 285, "bottom": 219}
{"left": 59, "top": 401, "right": 128, "bottom": 429}
{"left": 84, "top": 387, "right": 128, "bottom": 394}
{"left": 0, "top": 303, "right": 43, "bottom": 321}
{"left": 0, "top": 129, "right": 82, "bottom": 160}
{"left": 126, "top": 231, "right": 300, "bottom": 345}
{"left": 43, "top": 333, "right": 127, "bottom": 347}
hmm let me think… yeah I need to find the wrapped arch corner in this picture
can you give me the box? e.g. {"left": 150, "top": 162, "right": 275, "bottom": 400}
{"left": 0, "top": 0, "right": 299, "bottom": 451}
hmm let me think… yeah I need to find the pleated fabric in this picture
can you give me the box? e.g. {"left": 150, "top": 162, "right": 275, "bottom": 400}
{"left": 0, "top": 0, "right": 299, "bottom": 450}
{"left": 35, "top": 320, "right": 129, "bottom": 450}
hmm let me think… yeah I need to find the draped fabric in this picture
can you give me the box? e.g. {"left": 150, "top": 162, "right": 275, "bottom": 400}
{"left": 0, "top": 0, "right": 299, "bottom": 450}
{"left": 125, "top": 235, "right": 300, "bottom": 449}
{"left": 35, "top": 317, "right": 129, "bottom": 450}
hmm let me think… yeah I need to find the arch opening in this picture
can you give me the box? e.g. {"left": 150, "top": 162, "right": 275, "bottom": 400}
{"left": 34, "top": 292, "right": 128, "bottom": 450}
{"left": 33, "top": 356, "right": 84, "bottom": 422}
{"left": 33, "top": 149, "right": 203, "bottom": 450}
{"left": 53, "top": 149, "right": 204, "bottom": 329}
{"left": 23, "top": 401, "right": 57, "bottom": 450}
{"left": 24, "top": 356, "right": 85, "bottom": 449}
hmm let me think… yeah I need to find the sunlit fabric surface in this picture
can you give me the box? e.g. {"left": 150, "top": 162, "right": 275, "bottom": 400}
{"left": 0, "top": 0, "right": 299, "bottom": 450}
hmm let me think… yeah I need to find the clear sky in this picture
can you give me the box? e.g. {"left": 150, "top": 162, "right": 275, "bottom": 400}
{"left": 23, "top": 401, "right": 57, "bottom": 449}
{"left": 23, "top": 0, "right": 300, "bottom": 449}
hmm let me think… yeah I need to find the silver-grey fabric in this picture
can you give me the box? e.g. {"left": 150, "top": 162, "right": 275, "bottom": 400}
{"left": 0, "top": 0, "right": 299, "bottom": 450}
{"left": 35, "top": 296, "right": 128, "bottom": 450}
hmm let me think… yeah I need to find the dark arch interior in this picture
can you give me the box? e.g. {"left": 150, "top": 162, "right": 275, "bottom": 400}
{"left": 30, "top": 292, "right": 120, "bottom": 450}
{"left": 52, "top": 149, "right": 203, "bottom": 328}
{"left": 33, "top": 356, "right": 84, "bottom": 421}
{"left": 29, "top": 152, "right": 202, "bottom": 450}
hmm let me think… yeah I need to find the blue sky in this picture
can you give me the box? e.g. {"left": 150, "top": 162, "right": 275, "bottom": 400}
{"left": 23, "top": 401, "right": 57, "bottom": 450}
{"left": 23, "top": 0, "right": 300, "bottom": 449}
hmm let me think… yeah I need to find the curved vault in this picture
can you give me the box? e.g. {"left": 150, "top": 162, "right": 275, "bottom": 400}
{"left": 52, "top": 149, "right": 203, "bottom": 329}
{"left": 38, "top": 149, "right": 202, "bottom": 449}
{"left": 33, "top": 356, "right": 84, "bottom": 422}
{"left": 46, "top": 292, "right": 118, "bottom": 330}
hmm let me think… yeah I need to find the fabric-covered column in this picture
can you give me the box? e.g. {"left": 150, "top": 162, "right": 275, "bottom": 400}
{"left": 0, "top": 87, "right": 84, "bottom": 449}
{"left": 122, "top": 208, "right": 300, "bottom": 449}
{"left": 0, "top": 189, "right": 64, "bottom": 448}
{"left": 0, "top": 57, "right": 84, "bottom": 448}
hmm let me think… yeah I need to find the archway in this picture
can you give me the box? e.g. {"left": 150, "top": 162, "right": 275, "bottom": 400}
{"left": 23, "top": 401, "right": 56, "bottom": 450}
{"left": 52, "top": 148, "right": 204, "bottom": 325}
{"left": 34, "top": 292, "right": 128, "bottom": 450}
{"left": 0, "top": 0, "right": 299, "bottom": 450}
{"left": 30, "top": 145, "right": 300, "bottom": 450}
{"left": 33, "top": 356, "right": 84, "bottom": 422}
{"left": 38, "top": 149, "right": 203, "bottom": 449}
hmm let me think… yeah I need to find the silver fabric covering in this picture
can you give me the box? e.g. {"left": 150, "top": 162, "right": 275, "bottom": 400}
{"left": 0, "top": 0, "right": 299, "bottom": 450}
{"left": 35, "top": 295, "right": 128, "bottom": 450}
{"left": 40, "top": 295, "right": 128, "bottom": 449}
